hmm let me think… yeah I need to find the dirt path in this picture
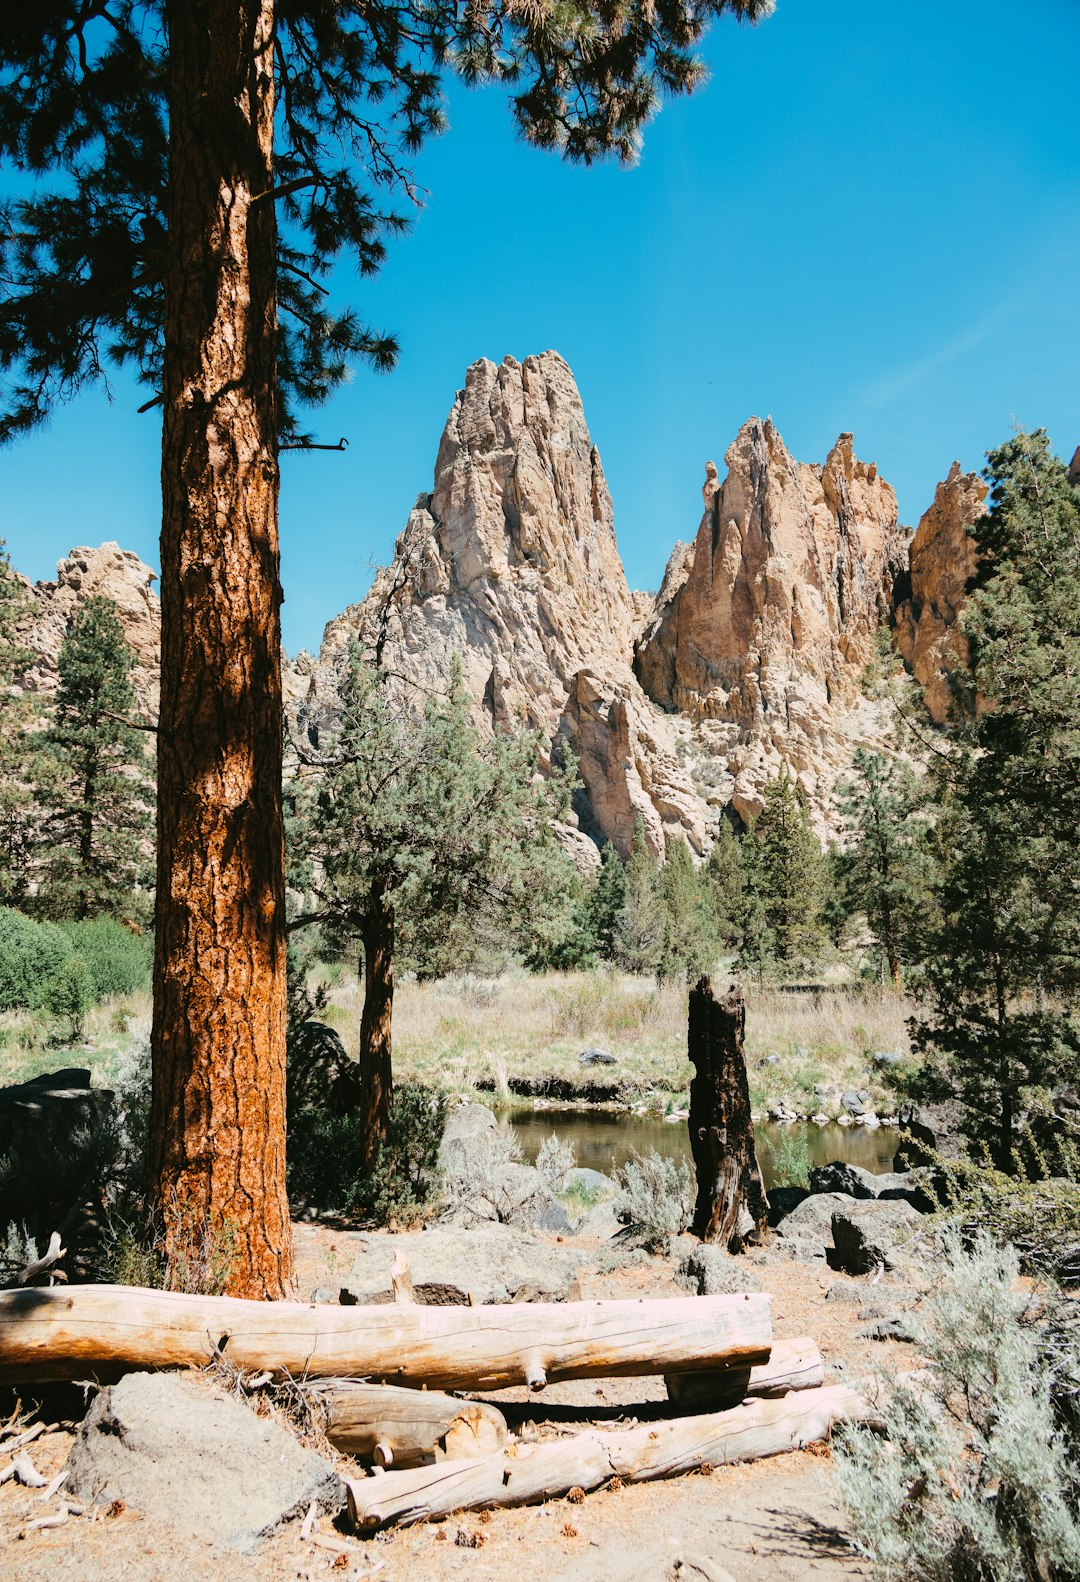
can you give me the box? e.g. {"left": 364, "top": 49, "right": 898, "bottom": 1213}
{"left": 1, "top": 1224, "right": 909, "bottom": 1582}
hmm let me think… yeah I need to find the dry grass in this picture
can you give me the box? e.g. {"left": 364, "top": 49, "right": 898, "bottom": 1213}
{"left": 0, "top": 971, "right": 914, "bottom": 1117}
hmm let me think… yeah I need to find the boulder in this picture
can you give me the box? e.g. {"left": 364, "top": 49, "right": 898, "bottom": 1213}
{"left": 773, "top": 1191, "right": 853, "bottom": 1245}
{"left": 0, "top": 1070, "right": 116, "bottom": 1237}
{"left": 841, "top": 1090, "right": 866, "bottom": 1116}
{"left": 579, "top": 1048, "right": 616, "bottom": 1067}
{"left": 676, "top": 1243, "right": 763, "bottom": 1296}
{"left": 808, "top": 1162, "right": 879, "bottom": 1199}
{"left": 565, "top": 1166, "right": 615, "bottom": 1198}
{"left": 436, "top": 1099, "right": 497, "bottom": 1175}
{"left": 571, "top": 1202, "right": 622, "bottom": 1240}
{"left": 766, "top": 1185, "right": 809, "bottom": 1226}
{"left": 340, "top": 1223, "right": 586, "bottom": 1306}
{"left": 830, "top": 1200, "right": 923, "bottom": 1275}
{"left": 65, "top": 1373, "right": 342, "bottom": 1552}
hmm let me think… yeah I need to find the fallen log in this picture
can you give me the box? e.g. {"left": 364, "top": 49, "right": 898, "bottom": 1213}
{"left": 311, "top": 1380, "right": 507, "bottom": 1467}
{"left": 344, "top": 1384, "right": 874, "bottom": 1530}
{"left": 665, "top": 1336, "right": 824, "bottom": 1412}
{"left": 0, "top": 1285, "right": 772, "bottom": 1389}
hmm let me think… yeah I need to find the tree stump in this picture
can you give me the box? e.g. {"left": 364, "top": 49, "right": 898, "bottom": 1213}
{"left": 688, "top": 978, "right": 769, "bottom": 1249}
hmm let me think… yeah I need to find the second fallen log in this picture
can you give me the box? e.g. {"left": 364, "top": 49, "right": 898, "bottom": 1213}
{"left": 344, "top": 1384, "right": 874, "bottom": 1530}
{"left": 0, "top": 1285, "right": 772, "bottom": 1389}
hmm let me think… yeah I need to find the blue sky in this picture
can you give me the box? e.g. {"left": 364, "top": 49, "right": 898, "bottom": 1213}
{"left": 3, "top": 0, "right": 1078, "bottom": 655}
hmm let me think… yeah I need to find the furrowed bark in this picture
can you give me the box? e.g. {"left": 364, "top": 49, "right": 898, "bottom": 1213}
{"left": 344, "top": 1385, "right": 874, "bottom": 1530}
{"left": 150, "top": 1, "right": 292, "bottom": 1298}
{"left": 0, "top": 1286, "right": 771, "bottom": 1389}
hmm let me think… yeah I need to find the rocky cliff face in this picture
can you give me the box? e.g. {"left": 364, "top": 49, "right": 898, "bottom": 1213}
{"left": 892, "top": 462, "right": 987, "bottom": 725}
{"left": 18, "top": 543, "right": 161, "bottom": 713}
{"left": 635, "top": 418, "right": 907, "bottom": 827}
{"left": 297, "top": 352, "right": 709, "bottom": 859}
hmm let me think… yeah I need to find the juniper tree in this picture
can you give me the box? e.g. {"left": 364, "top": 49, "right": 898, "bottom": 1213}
{"left": 657, "top": 834, "right": 716, "bottom": 984}
{"left": 0, "top": 542, "right": 38, "bottom": 908}
{"left": 835, "top": 748, "right": 930, "bottom": 990}
{"left": 741, "top": 771, "right": 825, "bottom": 975}
{"left": 704, "top": 817, "right": 747, "bottom": 951}
{"left": 0, "top": 0, "right": 775, "bottom": 1295}
{"left": 33, "top": 597, "right": 153, "bottom": 921}
{"left": 614, "top": 817, "right": 666, "bottom": 975}
{"left": 295, "top": 646, "right": 573, "bottom": 1165}
{"left": 588, "top": 842, "right": 627, "bottom": 963}
{"left": 909, "top": 433, "right": 1080, "bottom": 1171}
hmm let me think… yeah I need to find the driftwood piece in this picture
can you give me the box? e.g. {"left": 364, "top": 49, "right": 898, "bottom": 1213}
{"left": 1, "top": 1231, "right": 66, "bottom": 1291}
{"left": 311, "top": 1380, "right": 507, "bottom": 1467}
{"left": 344, "top": 1385, "right": 872, "bottom": 1530}
{"left": 688, "top": 979, "right": 769, "bottom": 1249}
{"left": 0, "top": 1284, "right": 772, "bottom": 1389}
{"left": 665, "top": 1336, "right": 825, "bottom": 1411}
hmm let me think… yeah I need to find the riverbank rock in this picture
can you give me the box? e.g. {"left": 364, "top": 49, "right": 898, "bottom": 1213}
{"left": 339, "top": 1223, "right": 586, "bottom": 1305}
{"left": 772, "top": 1191, "right": 853, "bottom": 1246}
{"left": 65, "top": 1373, "right": 342, "bottom": 1553}
{"left": 830, "top": 1200, "right": 923, "bottom": 1275}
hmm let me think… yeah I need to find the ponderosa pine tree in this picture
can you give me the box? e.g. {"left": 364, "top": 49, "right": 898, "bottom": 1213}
{"left": 910, "top": 432, "right": 1080, "bottom": 1170}
{"left": 0, "top": 0, "right": 775, "bottom": 1295}
{"left": 295, "top": 646, "right": 572, "bottom": 1166}
{"left": 33, "top": 597, "right": 153, "bottom": 921}
{"left": 0, "top": 541, "right": 38, "bottom": 909}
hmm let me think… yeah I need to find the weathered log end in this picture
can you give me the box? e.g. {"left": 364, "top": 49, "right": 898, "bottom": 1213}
{"left": 687, "top": 977, "right": 769, "bottom": 1251}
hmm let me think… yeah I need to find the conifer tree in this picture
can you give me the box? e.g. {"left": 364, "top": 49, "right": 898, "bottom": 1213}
{"left": 34, "top": 597, "right": 154, "bottom": 920}
{"left": 835, "top": 748, "right": 930, "bottom": 989}
{"left": 0, "top": 0, "right": 775, "bottom": 1296}
{"left": 704, "top": 818, "right": 747, "bottom": 950}
{"left": 588, "top": 843, "right": 627, "bottom": 963}
{"left": 741, "top": 771, "right": 825, "bottom": 975}
{"left": 657, "top": 835, "right": 717, "bottom": 984}
{"left": 910, "top": 432, "right": 1080, "bottom": 1170}
{"left": 296, "top": 646, "right": 571, "bottom": 1165}
{"left": 614, "top": 818, "right": 666, "bottom": 976}
{"left": 0, "top": 541, "right": 38, "bottom": 908}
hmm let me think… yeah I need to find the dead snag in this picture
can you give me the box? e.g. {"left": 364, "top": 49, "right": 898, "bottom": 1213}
{"left": 688, "top": 978, "right": 769, "bottom": 1249}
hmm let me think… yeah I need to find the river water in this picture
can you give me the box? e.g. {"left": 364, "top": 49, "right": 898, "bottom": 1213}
{"left": 506, "top": 1107, "right": 897, "bottom": 1190}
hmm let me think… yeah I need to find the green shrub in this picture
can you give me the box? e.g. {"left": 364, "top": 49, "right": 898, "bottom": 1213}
{"left": 834, "top": 1233, "right": 1080, "bottom": 1581}
{"left": 0, "top": 907, "right": 74, "bottom": 1011}
{"left": 43, "top": 952, "right": 95, "bottom": 1039}
{"left": 58, "top": 917, "right": 151, "bottom": 1000}
{"left": 762, "top": 1126, "right": 811, "bottom": 1190}
{"left": 925, "top": 1151, "right": 1080, "bottom": 1288}
{"left": 287, "top": 1082, "right": 447, "bottom": 1224}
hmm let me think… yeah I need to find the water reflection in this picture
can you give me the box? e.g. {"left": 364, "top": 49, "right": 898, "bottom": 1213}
{"left": 507, "top": 1107, "right": 897, "bottom": 1190}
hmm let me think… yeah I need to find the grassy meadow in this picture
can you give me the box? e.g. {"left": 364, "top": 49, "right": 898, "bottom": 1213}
{"left": 1, "top": 966, "right": 913, "bottom": 1119}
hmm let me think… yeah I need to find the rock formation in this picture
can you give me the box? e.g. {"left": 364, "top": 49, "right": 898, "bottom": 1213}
{"left": 635, "top": 418, "right": 907, "bottom": 827}
{"left": 892, "top": 462, "right": 987, "bottom": 724}
{"left": 17, "top": 543, "right": 161, "bottom": 714}
{"left": 296, "top": 352, "right": 708, "bottom": 858}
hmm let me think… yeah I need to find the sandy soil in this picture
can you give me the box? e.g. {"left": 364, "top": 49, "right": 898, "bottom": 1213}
{"left": 0, "top": 1223, "right": 916, "bottom": 1582}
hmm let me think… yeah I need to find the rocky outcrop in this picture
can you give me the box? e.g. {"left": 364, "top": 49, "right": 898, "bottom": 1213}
{"left": 297, "top": 352, "right": 708, "bottom": 857}
{"left": 635, "top": 419, "right": 907, "bottom": 827}
{"left": 892, "top": 462, "right": 987, "bottom": 724}
{"left": 18, "top": 543, "right": 160, "bottom": 713}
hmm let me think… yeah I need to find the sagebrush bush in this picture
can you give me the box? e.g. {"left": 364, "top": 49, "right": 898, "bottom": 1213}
{"left": 925, "top": 1151, "right": 1080, "bottom": 1287}
{"left": 58, "top": 917, "right": 151, "bottom": 1000}
{"left": 535, "top": 1133, "right": 575, "bottom": 1195}
{"left": 287, "top": 1082, "right": 447, "bottom": 1224}
{"left": 834, "top": 1233, "right": 1080, "bottom": 1582}
{"left": 613, "top": 1147, "right": 693, "bottom": 1250}
{"left": 439, "top": 1121, "right": 536, "bottom": 1224}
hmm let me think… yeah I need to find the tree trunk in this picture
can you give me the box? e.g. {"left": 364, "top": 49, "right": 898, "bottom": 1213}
{"left": 688, "top": 978, "right": 769, "bottom": 1249}
{"left": 359, "top": 884, "right": 395, "bottom": 1169}
{"left": 148, "top": 1, "right": 293, "bottom": 1299}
